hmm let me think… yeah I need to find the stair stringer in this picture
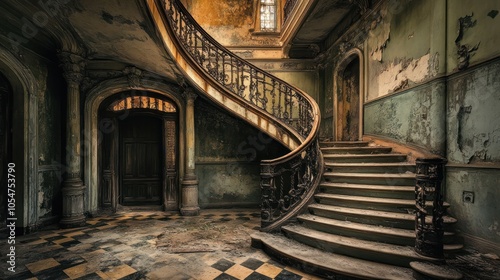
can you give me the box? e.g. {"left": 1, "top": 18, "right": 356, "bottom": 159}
{"left": 146, "top": 0, "right": 307, "bottom": 151}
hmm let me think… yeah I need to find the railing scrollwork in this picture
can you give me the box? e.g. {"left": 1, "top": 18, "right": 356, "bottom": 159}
{"left": 415, "top": 158, "right": 447, "bottom": 259}
{"left": 161, "top": 0, "right": 322, "bottom": 231}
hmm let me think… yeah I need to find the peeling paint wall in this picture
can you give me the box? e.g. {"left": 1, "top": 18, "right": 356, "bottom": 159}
{"left": 317, "top": 0, "right": 500, "bottom": 252}
{"left": 194, "top": 98, "right": 288, "bottom": 208}
{"left": 184, "top": 0, "right": 280, "bottom": 47}
{"left": 37, "top": 63, "right": 64, "bottom": 220}
{"left": 366, "top": 0, "right": 437, "bottom": 100}
{"left": 364, "top": 80, "right": 446, "bottom": 154}
{"left": 0, "top": 38, "right": 64, "bottom": 230}
{"left": 446, "top": 0, "right": 500, "bottom": 72}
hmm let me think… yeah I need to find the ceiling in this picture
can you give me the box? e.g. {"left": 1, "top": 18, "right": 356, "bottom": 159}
{"left": 287, "top": 0, "right": 359, "bottom": 58}
{"left": 0, "top": 0, "right": 181, "bottom": 81}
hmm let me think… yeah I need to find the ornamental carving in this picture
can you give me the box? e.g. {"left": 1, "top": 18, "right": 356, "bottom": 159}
{"left": 58, "top": 51, "right": 86, "bottom": 86}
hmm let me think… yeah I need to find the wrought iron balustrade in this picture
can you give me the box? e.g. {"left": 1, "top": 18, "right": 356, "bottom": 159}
{"left": 415, "top": 158, "right": 447, "bottom": 259}
{"left": 162, "top": 0, "right": 322, "bottom": 231}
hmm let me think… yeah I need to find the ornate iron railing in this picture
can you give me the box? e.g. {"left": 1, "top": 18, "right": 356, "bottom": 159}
{"left": 162, "top": 0, "right": 322, "bottom": 231}
{"left": 415, "top": 158, "right": 447, "bottom": 259}
{"left": 284, "top": 0, "right": 299, "bottom": 24}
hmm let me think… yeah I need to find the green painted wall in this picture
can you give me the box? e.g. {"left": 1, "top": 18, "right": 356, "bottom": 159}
{"left": 318, "top": 0, "right": 500, "bottom": 253}
{"left": 364, "top": 80, "right": 446, "bottom": 155}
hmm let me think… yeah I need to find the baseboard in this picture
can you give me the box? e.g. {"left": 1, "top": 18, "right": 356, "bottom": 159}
{"left": 363, "top": 134, "right": 442, "bottom": 163}
{"left": 461, "top": 233, "right": 500, "bottom": 256}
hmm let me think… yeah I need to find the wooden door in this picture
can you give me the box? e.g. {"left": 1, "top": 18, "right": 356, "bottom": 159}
{"left": 337, "top": 57, "right": 360, "bottom": 141}
{"left": 120, "top": 115, "right": 162, "bottom": 205}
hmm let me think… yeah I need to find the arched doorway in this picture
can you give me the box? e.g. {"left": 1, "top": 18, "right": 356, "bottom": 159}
{"left": 334, "top": 51, "right": 363, "bottom": 141}
{"left": 98, "top": 93, "right": 179, "bottom": 211}
{"left": 0, "top": 71, "right": 12, "bottom": 221}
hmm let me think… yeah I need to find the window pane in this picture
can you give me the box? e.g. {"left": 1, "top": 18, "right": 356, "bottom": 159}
{"left": 260, "top": 0, "right": 276, "bottom": 31}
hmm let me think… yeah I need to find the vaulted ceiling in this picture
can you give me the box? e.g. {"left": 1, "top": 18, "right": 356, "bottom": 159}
{"left": 0, "top": 0, "right": 181, "bottom": 81}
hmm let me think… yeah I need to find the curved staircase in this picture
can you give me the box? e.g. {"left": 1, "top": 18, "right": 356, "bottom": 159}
{"left": 252, "top": 140, "right": 464, "bottom": 279}
{"left": 145, "top": 1, "right": 462, "bottom": 278}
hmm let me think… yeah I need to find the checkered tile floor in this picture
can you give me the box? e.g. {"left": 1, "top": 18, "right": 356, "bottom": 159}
{"left": 1, "top": 210, "right": 323, "bottom": 280}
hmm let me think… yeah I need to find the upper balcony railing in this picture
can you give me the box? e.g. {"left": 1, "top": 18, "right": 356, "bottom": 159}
{"left": 161, "top": 0, "right": 322, "bottom": 231}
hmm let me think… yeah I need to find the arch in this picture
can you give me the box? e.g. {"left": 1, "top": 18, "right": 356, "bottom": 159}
{"left": 333, "top": 48, "right": 364, "bottom": 141}
{"left": 0, "top": 47, "right": 39, "bottom": 231}
{"left": 84, "top": 77, "right": 186, "bottom": 212}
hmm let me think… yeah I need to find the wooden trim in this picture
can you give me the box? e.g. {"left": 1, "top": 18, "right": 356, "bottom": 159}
{"left": 363, "top": 134, "right": 441, "bottom": 163}
{"left": 460, "top": 233, "right": 500, "bottom": 255}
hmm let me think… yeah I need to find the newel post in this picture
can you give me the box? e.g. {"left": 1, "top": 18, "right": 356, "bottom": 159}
{"left": 415, "top": 158, "right": 447, "bottom": 259}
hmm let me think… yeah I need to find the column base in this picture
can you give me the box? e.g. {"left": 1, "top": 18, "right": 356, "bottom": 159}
{"left": 60, "top": 179, "right": 86, "bottom": 228}
{"left": 180, "top": 206, "right": 200, "bottom": 216}
{"left": 180, "top": 176, "right": 200, "bottom": 216}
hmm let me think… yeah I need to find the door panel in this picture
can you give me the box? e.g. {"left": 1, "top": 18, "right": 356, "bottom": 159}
{"left": 120, "top": 116, "right": 162, "bottom": 205}
{"left": 337, "top": 57, "right": 360, "bottom": 141}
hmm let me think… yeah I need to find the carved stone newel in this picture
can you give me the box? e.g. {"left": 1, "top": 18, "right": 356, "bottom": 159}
{"left": 180, "top": 88, "right": 200, "bottom": 216}
{"left": 59, "top": 51, "right": 87, "bottom": 228}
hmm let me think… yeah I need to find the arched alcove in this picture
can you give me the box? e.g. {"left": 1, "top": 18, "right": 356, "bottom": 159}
{"left": 333, "top": 48, "right": 364, "bottom": 141}
{"left": 84, "top": 78, "right": 185, "bottom": 213}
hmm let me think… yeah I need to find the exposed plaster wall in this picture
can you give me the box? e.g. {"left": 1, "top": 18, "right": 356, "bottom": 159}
{"left": 185, "top": 0, "right": 280, "bottom": 47}
{"left": 447, "top": 59, "right": 500, "bottom": 164}
{"left": 366, "top": 0, "right": 437, "bottom": 100}
{"left": 446, "top": 0, "right": 500, "bottom": 72}
{"left": 364, "top": 80, "right": 446, "bottom": 154}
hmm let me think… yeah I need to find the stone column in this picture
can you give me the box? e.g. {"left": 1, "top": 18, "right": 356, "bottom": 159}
{"left": 180, "top": 88, "right": 200, "bottom": 216}
{"left": 59, "top": 51, "right": 87, "bottom": 228}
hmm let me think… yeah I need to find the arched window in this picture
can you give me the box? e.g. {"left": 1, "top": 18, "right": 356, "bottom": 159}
{"left": 260, "top": 0, "right": 277, "bottom": 31}
{"left": 108, "top": 96, "right": 176, "bottom": 113}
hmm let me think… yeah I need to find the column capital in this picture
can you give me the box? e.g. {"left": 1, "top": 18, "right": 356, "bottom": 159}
{"left": 182, "top": 87, "right": 198, "bottom": 103}
{"left": 58, "top": 51, "right": 86, "bottom": 86}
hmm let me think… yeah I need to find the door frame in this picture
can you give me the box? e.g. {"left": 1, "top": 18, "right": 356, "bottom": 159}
{"left": 333, "top": 48, "right": 364, "bottom": 141}
{"left": 97, "top": 93, "right": 180, "bottom": 211}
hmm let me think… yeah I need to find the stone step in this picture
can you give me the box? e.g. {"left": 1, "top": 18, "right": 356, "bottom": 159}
{"left": 297, "top": 214, "right": 457, "bottom": 246}
{"left": 319, "top": 182, "right": 414, "bottom": 199}
{"left": 323, "top": 172, "right": 416, "bottom": 185}
{"left": 319, "top": 141, "right": 370, "bottom": 147}
{"left": 323, "top": 153, "right": 407, "bottom": 163}
{"left": 314, "top": 193, "right": 450, "bottom": 212}
{"left": 321, "top": 146, "right": 393, "bottom": 154}
{"left": 308, "top": 203, "right": 458, "bottom": 230}
{"left": 281, "top": 224, "right": 441, "bottom": 267}
{"left": 325, "top": 162, "right": 416, "bottom": 173}
{"left": 251, "top": 232, "right": 416, "bottom": 280}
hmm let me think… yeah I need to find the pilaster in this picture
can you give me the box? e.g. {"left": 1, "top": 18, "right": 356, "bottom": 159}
{"left": 180, "top": 88, "right": 199, "bottom": 216}
{"left": 58, "top": 51, "right": 87, "bottom": 228}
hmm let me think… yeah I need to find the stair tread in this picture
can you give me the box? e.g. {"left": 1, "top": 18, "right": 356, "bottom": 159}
{"left": 251, "top": 232, "right": 415, "bottom": 280}
{"left": 315, "top": 193, "right": 451, "bottom": 207}
{"left": 321, "top": 146, "right": 391, "bottom": 150}
{"left": 299, "top": 214, "right": 415, "bottom": 238}
{"left": 298, "top": 214, "right": 455, "bottom": 238}
{"left": 326, "top": 162, "right": 415, "bottom": 167}
{"left": 324, "top": 172, "right": 416, "bottom": 178}
{"left": 282, "top": 224, "right": 440, "bottom": 261}
{"left": 320, "top": 182, "right": 415, "bottom": 192}
{"left": 324, "top": 153, "right": 406, "bottom": 158}
{"left": 309, "top": 203, "right": 458, "bottom": 224}
{"left": 321, "top": 141, "right": 370, "bottom": 144}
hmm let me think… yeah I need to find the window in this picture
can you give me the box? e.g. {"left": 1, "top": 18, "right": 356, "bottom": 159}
{"left": 109, "top": 96, "right": 176, "bottom": 113}
{"left": 260, "top": 0, "right": 277, "bottom": 31}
